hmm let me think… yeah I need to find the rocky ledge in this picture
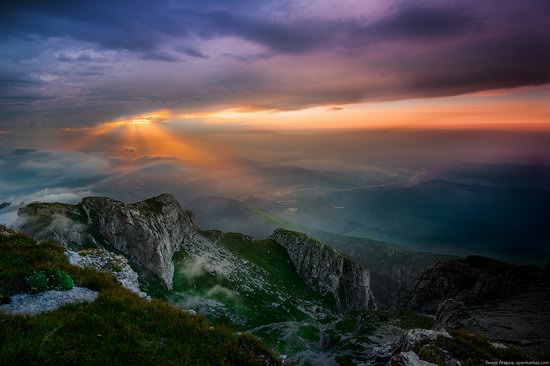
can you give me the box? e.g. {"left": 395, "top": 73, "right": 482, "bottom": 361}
{"left": 18, "top": 194, "right": 199, "bottom": 289}
{"left": 269, "top": 228, "right": 374, "bottom": 313}
{"left": 407, "top": 255, "right": 544, "bottom": 310}
{"left": 81, "top": 194, "right": 199, "bottom": 288}
{"left": 0, "top": 287, "right": 98, "bottom": 316}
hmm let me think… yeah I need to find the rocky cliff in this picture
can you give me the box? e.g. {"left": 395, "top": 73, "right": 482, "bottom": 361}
{"left": 407, "top": 256, "right": 550, "bottom": 355}
{"left": 407, "top": 255, "right": 543, "bottom": 310}
{"left": 18, "top": 194, "right": 199, "bottom": 288}
{"left": 81, "top": 194, "right": 198, "bottom": 288}
{"left": 269, "top": 228, "right": 374, "bottom": 313}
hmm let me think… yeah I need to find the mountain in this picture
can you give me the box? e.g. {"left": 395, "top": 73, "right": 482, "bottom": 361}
{"left": 9, "top": 193, "right": 545, "bottom": 365}
{"left": 270, "top": 229, "right": 375, "bottom": 312}
{"left": 18, "top": 194, "right": 199, "bottom": 288}
{"left": 191, "top": 194, "right": 452, "bottom": 305}
{"left": 15, "top": 194, "right": 382, "bottom": 364}
{"left": 437, "top": 163, "right": 550, "bottom": 191}
{"left": 0, "top": 226, "right": 281, "bottom": 366}
{"left": 407, "top": 256, "right": 550, "bottom": 356}
{"left": 241, "top": 179, "right": 550, "bottom": 265}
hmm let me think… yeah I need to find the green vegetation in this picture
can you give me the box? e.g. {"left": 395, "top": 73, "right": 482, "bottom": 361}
{"left": 334, "top": 318, "right": 356, "bottom": 333}
{"left": 169, "top": 230, "right": 333, "bottom": 329}
{"left": 297, "top": 325, "right": 320, "bottom": 342}
{"left": 26, "top": 270, "right": 74, "bottom": 293}
{"left": 0, "top": 227, "right": 282, "bottom": 366}
{"left": 394, "top": 308, "right": 435, "bottom": 330}
{"left": 26, "top": 271, "right": 49, "bottom": 293}
{"left": 109, "top": 262, "right": 123, "bottom": 273}
{"left": 414, "top": 329, "right": 530, "bottom": 366}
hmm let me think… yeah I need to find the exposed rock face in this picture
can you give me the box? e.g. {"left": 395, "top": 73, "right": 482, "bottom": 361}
{"left": 389, "top": 351, "right": 437, "bottom": 366}
{"left": 0, "top": 287, "right": 98, "bottom": 315}
{"left": 407, "top": 256, "right": 542, "bottom": 310}
{"left": 66, "top": 248, "right": 149, "bottom": 298}
{"left": 18, "top": 194, "right": 199, "bottom": 289}
{"left": 17, "top": 202, "right": 91, "bottom": 245}
{"left": 393, "top": 328, "right": 451, "bottom": 354}
{"left": 269, "top": 228, "right": 374, "bottom": 313}
{"left": 434, "top": 299, "right": 468, "bottom": 329}
{"left": 407, "top": 256, "right": 550, "bottom": 355}
{"left": 81, "top": 194, "right": 199, "bottom": 288}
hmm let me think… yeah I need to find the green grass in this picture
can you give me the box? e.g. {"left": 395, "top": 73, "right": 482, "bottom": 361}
{"left": 173, "top": 230, "right": 334, "bottom": 328}
{"left": 0, "top": 227, "right": 283, "bottom": 366}
{"left": 394, "top": 308, "right": 435, "bottom": 330}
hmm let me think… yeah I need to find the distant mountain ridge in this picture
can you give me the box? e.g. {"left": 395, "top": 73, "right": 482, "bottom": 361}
{"left": 13, "top": 193, "right": 548, "bottom": 364}
{"left": 232, "top": 178, "right": 550, "bottom": 265}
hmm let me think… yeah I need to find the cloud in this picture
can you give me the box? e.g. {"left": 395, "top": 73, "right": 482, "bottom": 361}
{"left": 365, "top": 5, "right": 478, "bottom": 40}
{"left": 0, "top": 1, "right": 549, "bottom": 128}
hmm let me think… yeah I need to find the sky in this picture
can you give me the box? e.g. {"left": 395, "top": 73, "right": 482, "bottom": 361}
{"left": 1, "top": 0, "right": 549, "bottom": 132}
{"left": 1, "top": 0, "right": 550, "bottom": 221}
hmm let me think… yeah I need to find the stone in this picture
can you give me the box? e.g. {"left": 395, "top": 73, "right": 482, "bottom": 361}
{"left": 0, "top": 287, "right": 98, "bottom": 315}
{"left": 269, "top": 228, "right": 374, "bottom": 313}
{"left": 407, "top": 256, "right": 543, "bottom": 310}
{"left": 81, "top": 194, "right": 199, "bottom": 288}
{"left": 66, "top": 248, "right": 149, "bottom": 298}
{"left": 389, "top": 351, "right": 438, "bottom": 366}
{"left": 394, "top": 329, "right": 452, "bottom": 353}
{"left": 434, "top": 298, "right": 468, "bottom": 329}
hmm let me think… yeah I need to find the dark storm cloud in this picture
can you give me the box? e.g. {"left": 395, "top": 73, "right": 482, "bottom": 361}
{"left": 0, "top": 0, "right": 549, "bottom": 127}
{"left": 0, "top": 1, "right": 479, "bottom": 54}
{"left": 365, "top": 5, "right": 478, "bottom": 39}
{"left": 395, "top": 31, "right": 550, "bottom": 97}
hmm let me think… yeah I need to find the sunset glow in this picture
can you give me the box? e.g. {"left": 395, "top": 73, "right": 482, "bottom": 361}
{"left": 1, "top": 3, "right": 550, "bottom": 362}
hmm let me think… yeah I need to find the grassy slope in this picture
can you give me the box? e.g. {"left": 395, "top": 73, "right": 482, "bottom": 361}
{"left": 0, "top": 227, "right": 282, "bottom": 366}
{"left": 169, "top": 230, "right": 333, "bottom": 328}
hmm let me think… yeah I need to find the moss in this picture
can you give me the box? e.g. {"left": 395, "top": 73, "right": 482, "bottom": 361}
{"left": 0, "top": 228, "right": 283, "bottom": 366}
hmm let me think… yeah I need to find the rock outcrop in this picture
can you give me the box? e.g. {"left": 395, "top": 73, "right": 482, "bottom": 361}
{"left": 81, "top": 194, "right": 199, "bottom": 288}
{"left": 389, "top": 351, "right": 437, "bottom": 366}
{"left": 0, "top": 287, "right": 98, "bottom": 315}
{"left": 66, "top": 248, "right": 149, "bottom": 298}
{"left": 407, "top": 255, "right": 543, "bottom": 310}
{"left": 269, "top": 228, "right": 374, "bottom": 313}
{"left": 18, "top": 194, "right": 199, "bottom": 289}
{"left": 393, "top": 329, "right": 452, "bottom": 354}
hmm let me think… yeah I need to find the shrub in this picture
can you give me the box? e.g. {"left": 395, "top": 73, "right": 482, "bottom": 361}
{"left": 26, "top": 272, "right": 49, "bottom": 293}
{"left": 26, "top": 270, "right": 74, "bottom": 293}
{"left": 50, "top": 270, "right": 74, "bottom": 290}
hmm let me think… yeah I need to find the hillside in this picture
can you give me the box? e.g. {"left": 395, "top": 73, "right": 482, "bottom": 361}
{"left": 191, "top": 195, "right": 452, "bottom": 305}
{"left": 0, "top": 226, "right": 281, "bottom": 366}
{"left": 11, "top": 194, "right": 545, "bottom": 365}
